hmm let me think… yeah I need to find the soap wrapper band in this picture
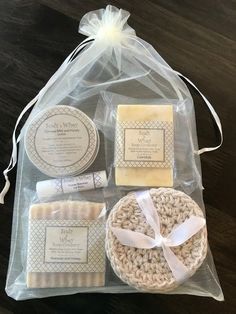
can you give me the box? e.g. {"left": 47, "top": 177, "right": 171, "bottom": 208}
{"left": 36, "top": 170, "right": 107, "bottom": 200}
{"left": 115, "top": 119, "right": 173, "bottom": 169}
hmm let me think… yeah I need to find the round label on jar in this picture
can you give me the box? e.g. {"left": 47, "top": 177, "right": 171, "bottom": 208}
{"left": 25, "top": 106, "right": 99, "bottom": 177}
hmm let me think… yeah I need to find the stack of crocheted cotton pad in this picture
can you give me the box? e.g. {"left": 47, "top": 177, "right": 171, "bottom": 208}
{"left": 106, "top": 188, "right": 207, "bottom": 292}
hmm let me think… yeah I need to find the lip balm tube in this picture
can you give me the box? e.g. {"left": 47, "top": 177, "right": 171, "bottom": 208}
{"left": 36, "top": 171, "right": 108, "bottom": 200}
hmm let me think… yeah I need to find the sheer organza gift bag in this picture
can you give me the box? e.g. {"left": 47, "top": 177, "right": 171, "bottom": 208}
{"left": 1, "top": 5, "right": 223, "bottom": 300}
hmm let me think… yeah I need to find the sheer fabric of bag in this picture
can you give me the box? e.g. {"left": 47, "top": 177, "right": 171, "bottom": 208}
{"left": 4, "top": 5, "right": 223, "bottom": 300}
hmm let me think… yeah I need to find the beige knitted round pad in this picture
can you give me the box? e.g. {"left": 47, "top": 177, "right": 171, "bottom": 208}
{"left": 106, "top": 188, "right": 207, "bottom": 292}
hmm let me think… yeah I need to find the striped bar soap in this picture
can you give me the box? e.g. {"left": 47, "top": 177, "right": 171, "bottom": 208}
{"left": 26, "top": 201, "right": 106, "bottom": 288}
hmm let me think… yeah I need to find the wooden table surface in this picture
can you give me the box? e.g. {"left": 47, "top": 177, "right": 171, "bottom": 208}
{"left": 0, "top": 1, "right": 235, "bottom": 313}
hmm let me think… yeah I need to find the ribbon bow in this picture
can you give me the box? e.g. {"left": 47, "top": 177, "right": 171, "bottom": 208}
{"left": 79, "top": 5, "right": 136, "bottom": 44}
{"left": 111, "top": 190, "right": 206, "bottom": 282}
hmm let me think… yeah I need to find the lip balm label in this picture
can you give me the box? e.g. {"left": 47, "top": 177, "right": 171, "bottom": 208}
{"left": 62, "top": 174, "right": 97, "bottom": 193}
{"left": 115, "top": 120, "right": 173, "bottom": 168}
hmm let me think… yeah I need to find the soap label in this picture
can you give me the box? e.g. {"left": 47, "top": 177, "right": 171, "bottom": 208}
{"left": 27, "top": 219, "right": 105, "bottom": 273}
{"left": 124, "top": 129, "right": 164, "bottom": 162}
{"left": 115, "top": 121, "right": 173, "bottom": 168}
{"left": 44, "top": 226, "right": 88, "bottom": 263}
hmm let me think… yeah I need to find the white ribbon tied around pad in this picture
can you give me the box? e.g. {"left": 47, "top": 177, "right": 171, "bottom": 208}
{"left": 111, "top": 190, "right": 206, "bottom": 283}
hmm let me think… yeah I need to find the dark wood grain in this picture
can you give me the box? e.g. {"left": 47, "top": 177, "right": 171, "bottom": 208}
{"left": 0, "top": 0, "right": 235, "bottom": 313}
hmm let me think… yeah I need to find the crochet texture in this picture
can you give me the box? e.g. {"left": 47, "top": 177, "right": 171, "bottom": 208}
{"left": 106, "top": 188, "right": 207, "bottom": 292}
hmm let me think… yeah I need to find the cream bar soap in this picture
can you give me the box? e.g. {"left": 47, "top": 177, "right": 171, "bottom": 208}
{"left": 115, "top": 104, "right": 173, "bottom": 187}
{"left": 27, "top": 201, "right": 105, "bottom": 288}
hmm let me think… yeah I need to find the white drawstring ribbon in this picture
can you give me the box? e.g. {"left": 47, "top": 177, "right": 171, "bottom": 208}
{"left": 176, "top": 73, "right": 223, "bottom": 154}
{"left": 0, "top": 5, "right": 223, "bottom": 203}
{"left": 111, "top": 190, "right": 206, "bottom": 282}
{"left": 0, "top": 37, "right": 93, "bottom": 204}
{"left": 128, "top": 35, "right": 223, "bottom": 155}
